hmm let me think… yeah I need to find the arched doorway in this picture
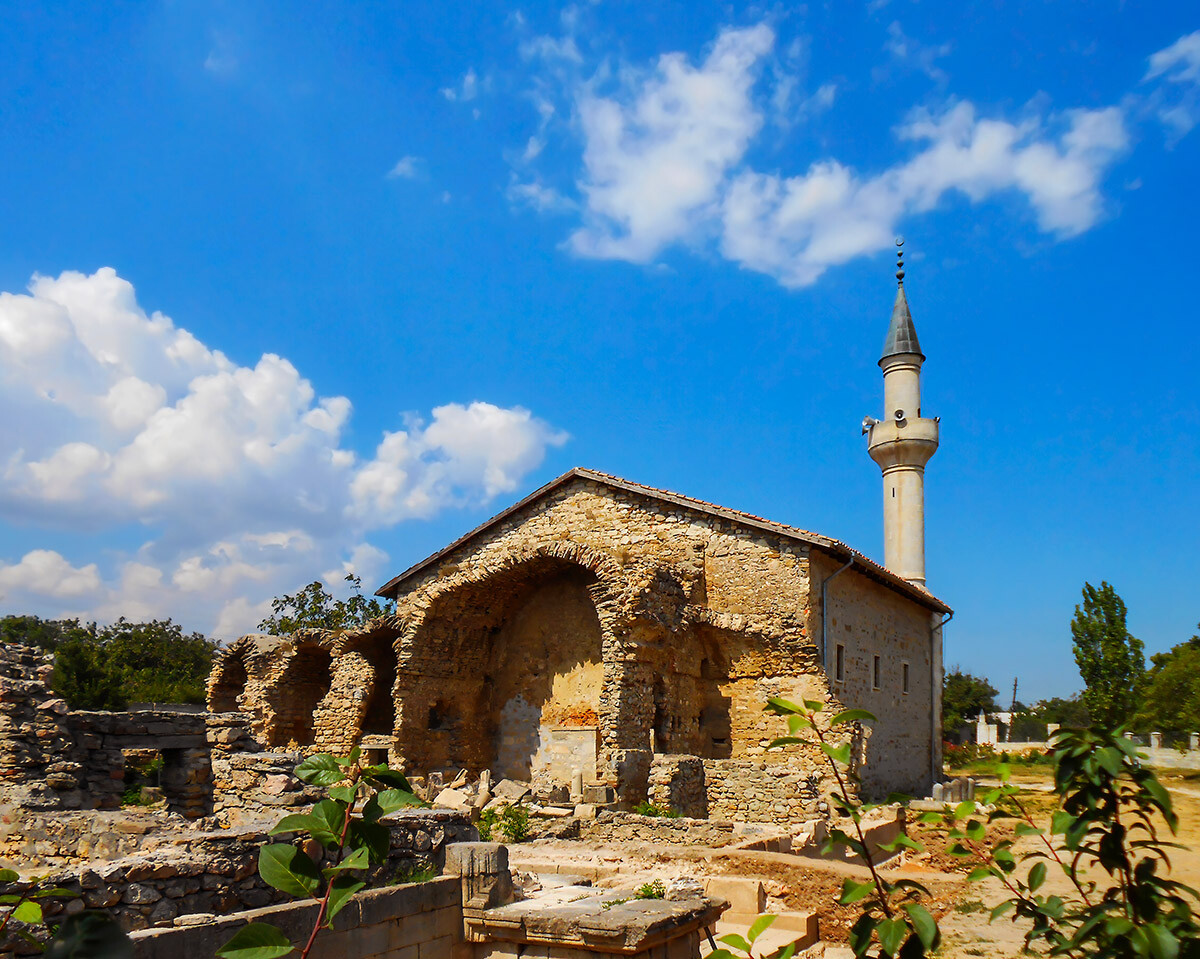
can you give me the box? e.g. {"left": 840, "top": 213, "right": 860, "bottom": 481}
{"left": 267, "top": 645, "right": 333, "bottom": 747}
{"left": 360, "top": 635, "right": 397, "bottom": 738}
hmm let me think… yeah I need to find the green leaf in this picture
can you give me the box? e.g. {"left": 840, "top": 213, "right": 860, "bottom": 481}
{"left": 767, "top": 736, "right": 808, "bottom": 749}
{"left": 830, "top": 709, "right": 876, "bottom": 726}
{"left": 0, "top": 868, "right": 18, "bottom": 882}
{"left": 270, "top": 813, "right": 322, "bottom": 838}
{"left": 839, "top": 878, "right": 876, "bottom": 905}
{"left": 258, "top": 844, "right": 321, "bottom": 899}
{"left": 363, "top": 766, "right": 412, "bottom": 790}
{"left": 747, "top": 914, "right": 776, "bottom": 944}
{"left": 765, "top": 696, "right": 802, "bottom": 715}
{"left": 43, "top": 912, "right": 134, "bottom": 959}
{"left": 1027, "top": 862, "right": 1047, "bottom": 891}
{"left": 348, "top": 820, "right": 390, "bottom": 865}
{"left": 879, "top": 834, "right": 923, "bottom": 853}
{"left": 13, "top": 899, "right": 43, "bottom": 923}
{"left": 325, "top": 876, "right": 367, "bottom": 926}
{"left": 953, "top": 801, "right": 976, "bottom": 819}
{"left": 849, "top": 915, "right": 877, "bottom": 959}
{"left": 718, "top": 934, "right": 751, "bottom": 953}
{"left": 374, "top": 789, "right": 425, "bottom": 815}
{"left": 997, "top": 763, "right": 1010, "bottom": 783}
{"left": 294, "top": 754, "right": 345, "bottom": 787}
{"left": 1014, "top": 823, "right": 1042, "bottom": 838}
{"left": 29, "top": 888, "right": 77, "bottom": 899}
{"left": 966, "top": 867, "right": 993, "bottom": 882}
{"left": 328, "top": 784, "right": 358, "bottom": 803}
{"left": 1144, "top": 924, "right": 1180, "bottom": 959}
{"left": 322, "top": 846, "right": 370, "bottom": 877}
{"left": 347, "top": 746, "right": 361, "bottom": 766}
{"left": 821, "top": 742, "right": 852, "bottom": 765}
{"left": 902, "top": 904, "right": 939, "bottom": 951}
{"left": 309, "top": 800, "right": 347, "bottom": 846}
{"left": 876, "top": 917, "right": 906, "bottom": 957}
{"left": 802, "top": 699, "right": 825, "bottom": 712}
{"left": 778, "top": 945, "right": 797, "bottom": 959}
{"left": 989, "top": 900, "right": 1015, "bottom": 921}
{"left": 216, "top": 922, "right": 295, "bottom": 959}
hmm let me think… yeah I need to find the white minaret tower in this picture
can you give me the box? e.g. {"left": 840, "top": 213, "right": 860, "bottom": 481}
{"left": 864, "top": 239, "right": 939, "bottom": 586}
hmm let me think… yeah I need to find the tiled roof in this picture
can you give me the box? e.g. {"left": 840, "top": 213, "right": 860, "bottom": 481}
{"left": 375, "top": 467, "right": 951, "bottom": 614}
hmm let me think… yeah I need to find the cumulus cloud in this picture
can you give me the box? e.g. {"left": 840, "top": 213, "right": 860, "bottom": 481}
{"left": 508, "top": 22, "right": 1200, "bottom": 288}
{"left": 569, "top": 24, "right": 775, "bottom": 261}
{"left": 0, "top": 269, "right": 567, "bottom": 637}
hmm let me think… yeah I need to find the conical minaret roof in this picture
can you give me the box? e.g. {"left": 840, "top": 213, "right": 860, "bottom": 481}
{"left": 879, "top": 240, "right": 924, "bottom": 364}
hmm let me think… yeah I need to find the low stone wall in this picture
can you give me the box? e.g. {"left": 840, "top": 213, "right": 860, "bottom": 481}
{"left": 580, "top": 811, "right": 743, "bottom": 847}
{"left": 0, "top": 810, "right": 474, "bottom": 937}
{"left": 648, "top": 756, "right": 707, "bottom": 818}
{"left": 130, "top": 875, "right": 462, "bottom": 959}
{"left": 0, "top": 808, "right": 199, "bottom": 865}
{"left": 209, "top": 743, "right": 323, "bottom": 826}
{"left": 701, "top": 759, "right": 821, "bottom": 823}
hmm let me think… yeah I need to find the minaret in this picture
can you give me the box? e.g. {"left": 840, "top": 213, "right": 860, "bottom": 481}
{"left": 864, "top": 239, "right": 939, "bottom": 586}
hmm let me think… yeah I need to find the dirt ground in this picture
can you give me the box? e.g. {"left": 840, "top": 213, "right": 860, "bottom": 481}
{"left": 511, "top": 768, "right": 1200, "bottom": 958}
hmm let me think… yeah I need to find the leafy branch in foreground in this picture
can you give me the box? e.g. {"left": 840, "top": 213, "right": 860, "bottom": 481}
{"left": 946, "top": 727, "right": 1200, "bottom": 959}
{"left": 763, "top": 697, "right": 937, "bottom": 959}
{"left": 217, "top": 749, "right": 426, "bottom": 959}
{"left": 0, "top": 868, "right": 132, "bottom": 958}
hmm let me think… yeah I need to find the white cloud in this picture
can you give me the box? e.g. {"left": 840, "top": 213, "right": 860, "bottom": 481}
{"left": 508, "top": 177, "right": 575, "bottom": 213}
{"left": 511, "top": 20, "right": 1151, "bottom": 288}
{"left": 568, "top": 24, "right": 776, "bottom": 261}
{"left": 0, "top": 550, "right": 102, "bottom": 600}
{"left": 0, "top": 268, "right": 567, "bottom": 638}
{"left": 442, "top": 68, "right": 479, "bottom": 102}
{"left": 720, "top": 103, "right": 1128, "bottom": 287}
{"left": 883, "top": 21, "right": 952, "bottom": 83}
{"left": 1146, "top": 30, "right": 1200, "bottom": 84}
{"left": 387, "top": 156, "right": 422, "bottom": 179}
{"left": 1145, "top": 30, "right": 1200, "bottom": 137}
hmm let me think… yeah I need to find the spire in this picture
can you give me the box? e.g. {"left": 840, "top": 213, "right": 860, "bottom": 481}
{"left": 880, "top": 238, "right": 923, "bottom": 364}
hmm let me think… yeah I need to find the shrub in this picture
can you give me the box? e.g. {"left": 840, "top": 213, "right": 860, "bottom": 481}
{"left": 500, "top": 805, "right": 530, "bottom": 843}
{"left": 632, "top": 801, "right": 681, "bottom": 818}
{"left": 476, "top": 808, "right": 499, "bottom": 842}
{"left": 635, "top": 880, "right": 666, "bottom": 900}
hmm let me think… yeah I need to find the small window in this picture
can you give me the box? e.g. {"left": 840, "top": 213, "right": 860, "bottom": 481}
{"left": 835, "top": 644, "right": 845, "bottom": 683}
{"left": 872, "top": 655, "right": 881, "bottom": 690}
{"left": 902, "top": 662, "right": 910, "bottom": 694}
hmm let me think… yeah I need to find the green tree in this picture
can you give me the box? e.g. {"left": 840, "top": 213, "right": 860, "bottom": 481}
{"left": 259, "top": 575, "right": 393, "bottom": 635}
{"left": 942, "top": 668, "right": 998, "bottom": 738}
{"left": 1030, "top": 695, "right": 1091, "bottom": 729}
{"left": 1135, "top": 624, "right": 1200, "bottom": 734}
{"left": 0, "top": 616, "right": 93, "bottom": 651}
{"left": 1071, "top": 581, "right": 1146, "bottom": 730}
{"left": 2, "top": 614, "right": 217, "bottom": 710}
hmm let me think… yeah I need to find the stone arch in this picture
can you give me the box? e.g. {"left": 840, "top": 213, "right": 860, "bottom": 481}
{"left": 261, "top": 638, "right": 335, "bottom": 748}
{"left": 391, "top": 547, "right": 624, "bottom": 783}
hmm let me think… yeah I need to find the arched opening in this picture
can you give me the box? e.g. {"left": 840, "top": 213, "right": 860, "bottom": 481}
{"left": 268, "top": 645, "right": 333, "bottom": 747}
{"left": 484, "top": 568, "right": 604, "bottom": 782}
{"left": 360, "top": 636, "right": 397, "bottom": 738}
{"left": 209, "top": 655, "right": 248, "bottom": 713}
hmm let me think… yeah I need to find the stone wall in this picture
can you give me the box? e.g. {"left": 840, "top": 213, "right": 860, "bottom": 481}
{"left": 130, "top": 876, "right": 462, "bottom": 959}
{"left": 813, "top": 552, "right": 941, "bottom": 797}
{"left": 0, "top": 809, "right": 474, "bottom": 938}
{"left": 579, "top": 811, "right": 744, "bottom": 848}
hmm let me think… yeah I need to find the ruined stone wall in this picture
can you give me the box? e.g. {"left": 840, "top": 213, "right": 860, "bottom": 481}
{"left": 813, "top": 553, "right": 939, "bottom": 797}
{"left": 0, "top": 810, "right": 473, "bottom": 937}
{"left": 701, "top": 758, "right": 824, "bottom": 823}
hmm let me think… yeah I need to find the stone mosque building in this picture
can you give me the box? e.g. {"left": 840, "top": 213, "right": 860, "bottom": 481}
{"left": 208, "top": 250, "right": 952, "bottom": 820}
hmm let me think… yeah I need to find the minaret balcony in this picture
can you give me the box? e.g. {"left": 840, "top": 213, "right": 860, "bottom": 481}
{"left": 867, "top": 417, "right": 940, "bottom": 471}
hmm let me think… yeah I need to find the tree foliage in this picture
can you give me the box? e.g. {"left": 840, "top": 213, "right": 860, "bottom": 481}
{"left": 258, "top": 575, "right": 393, "bottom": 636}
{"left": 949, "top": 727, "right": 1200, "bottom": 959}
{"left": 1071, "top": 582, "right": 1146, "bottom": 730}
{"left": 1135, "top": 625, "right": 1200, "bottom": 734}
{"left": 943, "top": 668, "right": 999, "bottom": 738}
{"left": 0, "top": 615, "right": 217, "bottom": 710}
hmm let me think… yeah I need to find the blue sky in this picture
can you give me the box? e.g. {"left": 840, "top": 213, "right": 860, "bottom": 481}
{"left": 0, "top": 1, "right": 1197, "bottom": 703}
